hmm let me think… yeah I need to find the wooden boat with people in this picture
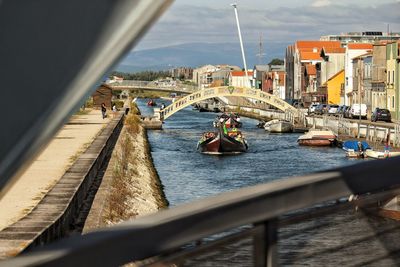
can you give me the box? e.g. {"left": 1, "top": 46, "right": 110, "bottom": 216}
{"left": 264, "top": 119, "right": 293, "bottom": 133}
{"left": 213, "top": 113, "right": 242, "bottom": 128}
{"left": 297, "top": 129, "right": 337, "bottom": 146}
{"left": 197, "top": 126, "right": 248, "bottom": 154}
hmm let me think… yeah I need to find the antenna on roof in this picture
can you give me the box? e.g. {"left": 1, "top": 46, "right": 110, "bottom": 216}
{"left": 256, "top": 33, "right": 266, "bottom": 65}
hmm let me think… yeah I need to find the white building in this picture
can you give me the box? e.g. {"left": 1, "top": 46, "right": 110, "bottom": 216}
{"left": 229, "top": 70, "right": 254, "bottom": 88}
{"left": 344, "top": 43, "right": 373, "bottom": 105}
{"left": 192, "top": 64, "right": 216, "bottom": 88}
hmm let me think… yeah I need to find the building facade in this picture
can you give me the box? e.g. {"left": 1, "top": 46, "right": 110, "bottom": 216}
{"left": 229, "top": 71, "right": 254, "bottom": 88}
{"left": 386, "top": 42, "right": 400, "bottom": 120}
{"left": 344, "top": 43, "right": 373, "bottom": 105}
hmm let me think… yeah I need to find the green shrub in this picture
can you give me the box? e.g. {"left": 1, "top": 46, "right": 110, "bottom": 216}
{"left": 112, "top": 100, "right": 124, "bottom": 109}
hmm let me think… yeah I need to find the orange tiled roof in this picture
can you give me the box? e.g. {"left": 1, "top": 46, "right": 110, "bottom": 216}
{"left": 300, "top": 51, "right": 322, "bottom": 61}
{"left": 231, "top": 71, "right": 254, "bottom": 77}
{"left": 347, "top": 43, "right": 373, "bottom": 50}
{"left": 296, "top": 41, "right": 341, "bottom": 49}
{"left": 322, "top": 47, "right": 345, "bottom": 53}
{"left": 306, "top": 64, "right": 317, "bottom": 75}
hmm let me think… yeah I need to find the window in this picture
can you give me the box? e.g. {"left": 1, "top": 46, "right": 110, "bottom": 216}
{"left": 393, "top": 71, "right": 395, "bottom": 84}
{"left": 393, "top": 96, "right": 395, "bottom": 109}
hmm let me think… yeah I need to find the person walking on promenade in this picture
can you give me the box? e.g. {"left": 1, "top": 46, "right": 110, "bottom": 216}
{"left": 112, "top": 103, "right": 117, "bottom": 118}
{"left": 101, "top": 103, "right": 107, "bottom": 119}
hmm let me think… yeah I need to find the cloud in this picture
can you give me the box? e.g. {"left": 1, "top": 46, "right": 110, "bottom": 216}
{"left": 311, "top": 0, "right": 332, "bottom": 7}
{"left": 133, "top": 2, "right": 400, "bottom": 51}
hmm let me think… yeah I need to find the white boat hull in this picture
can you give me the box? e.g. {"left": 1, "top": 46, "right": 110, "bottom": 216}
{"left": 264, "top": 120, "right": 293, "bottom": 133}
{"left": 365, "top": 150, "right": 400, "bottom": 159}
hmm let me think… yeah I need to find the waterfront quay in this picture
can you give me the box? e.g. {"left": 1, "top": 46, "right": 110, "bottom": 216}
{"left": 0, "top": 105, "right": 165, "bottom": 259}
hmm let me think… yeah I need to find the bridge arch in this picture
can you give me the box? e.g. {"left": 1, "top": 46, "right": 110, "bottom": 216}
{"left": 159, "top": 86, "right": 301, "bottom": 121}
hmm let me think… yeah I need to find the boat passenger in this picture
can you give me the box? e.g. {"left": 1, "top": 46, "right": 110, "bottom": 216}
{"left": 357, "top": 141, "right": 364, "bottom": 158}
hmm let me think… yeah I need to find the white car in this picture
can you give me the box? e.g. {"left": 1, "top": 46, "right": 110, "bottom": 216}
{"left": 308, "top": 103, "right": 319, "bottom": 114}
{"left": 327, "top": 104, "right": 339, "bottom": 115}
{"left": 350, "top": 104, "right": 367, "bottom": 119}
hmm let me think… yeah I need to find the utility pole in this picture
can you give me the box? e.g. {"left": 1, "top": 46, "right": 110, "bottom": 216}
{"left": 231, "top": 3, "right": 250, "bottom": 88}
{"left": 256, "top": 33, "right": 266, "bottom": 65}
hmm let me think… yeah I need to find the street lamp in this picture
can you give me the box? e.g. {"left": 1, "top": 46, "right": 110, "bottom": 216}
{"left": 231, "top": 3, "right": 250, "bottom": 88}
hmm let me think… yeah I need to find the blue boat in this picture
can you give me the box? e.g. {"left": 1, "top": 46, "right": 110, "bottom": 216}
{"left": 342, "top": 140, "right": 371, "bottom": 158}
{"left": 342, "top": 140, "right": 371, "bottom": 151}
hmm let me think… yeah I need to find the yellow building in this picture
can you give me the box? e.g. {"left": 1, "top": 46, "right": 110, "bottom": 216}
{"left": 326, "top": 69, "right": 344, "bottom": 105}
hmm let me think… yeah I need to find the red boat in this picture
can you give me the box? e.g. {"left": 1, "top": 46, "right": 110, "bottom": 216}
{"left": 297, "top": 130, "right": 337, "bottom": 146}
{"left": 197, "top": 127, "right": 248, "bottom": 154}
{"left": 147, "top": 99, "right": 157, "bottom": 106}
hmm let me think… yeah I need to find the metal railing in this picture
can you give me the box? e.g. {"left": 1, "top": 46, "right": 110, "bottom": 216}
{"left": 2, "top": 157, "right": 400, "bottom": 267}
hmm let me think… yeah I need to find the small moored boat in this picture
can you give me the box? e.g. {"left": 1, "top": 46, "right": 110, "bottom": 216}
{"left": 364, "top": 150, "right": 400, "bottom": 159}
{"left": 147, "top": 99, "right": 157, "bottom": 106}
{"left": 342, "top": 140, "right": 371, "bottom": 158}
{"left": 264, "top": 119, "right": 293, "bottom": 133}
{"left": 297, "top": 129, "right": 336, "bottom": 146}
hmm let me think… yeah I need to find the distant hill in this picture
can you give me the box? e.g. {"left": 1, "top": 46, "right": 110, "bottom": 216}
{"left": 115, "top": 42, "right": 289, "bottom": 72}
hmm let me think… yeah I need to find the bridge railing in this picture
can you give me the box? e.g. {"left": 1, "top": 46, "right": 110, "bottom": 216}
{"left": 3, "top": 157, "right": 400, "bottom": 267}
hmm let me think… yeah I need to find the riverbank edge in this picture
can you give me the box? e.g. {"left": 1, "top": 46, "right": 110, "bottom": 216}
{"left": 83, "top": 114, "right": 168, "bottom": 233}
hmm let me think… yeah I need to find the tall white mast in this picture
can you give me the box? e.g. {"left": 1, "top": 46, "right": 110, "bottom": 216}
{"left": 231, "top": 3, "right": 250, "bottom": 88}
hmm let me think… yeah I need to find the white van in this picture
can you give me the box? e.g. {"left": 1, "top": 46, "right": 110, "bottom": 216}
{"left": 350, "top": 104, "right": 367, "bottom": 119}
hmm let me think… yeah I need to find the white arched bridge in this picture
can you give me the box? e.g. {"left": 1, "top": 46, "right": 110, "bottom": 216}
{"left": 159, "top": 86, "right": 303, "bottom": 122}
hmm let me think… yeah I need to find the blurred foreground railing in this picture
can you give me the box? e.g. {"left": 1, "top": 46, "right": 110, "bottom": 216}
{"left": 2, "top": 157, "right": 400, "bottom": 267}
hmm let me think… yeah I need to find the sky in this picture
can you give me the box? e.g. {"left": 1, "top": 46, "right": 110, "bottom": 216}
{"left": 133, "top": 0, "right": 400, "bottom": 51}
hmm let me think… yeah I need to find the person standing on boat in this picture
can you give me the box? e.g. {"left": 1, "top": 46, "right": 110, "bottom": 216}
{"left": 223, "top": 123, "right": 228, "bottom": 135}
{"left": 357, "top": 141, "right": 364, "bottom": 158}
{"left": 384, "top": 133, "right": 390, "bottom": 158}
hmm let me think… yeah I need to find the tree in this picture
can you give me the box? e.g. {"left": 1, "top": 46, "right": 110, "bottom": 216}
{"left": 268, "top": 58, "right": 284, "bottom": 66}
{"left": 109, "top": 70, "right": 170, "bottom": 81}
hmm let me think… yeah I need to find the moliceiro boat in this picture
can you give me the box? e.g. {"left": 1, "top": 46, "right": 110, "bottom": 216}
{"left": 197, "top": 126, "right": 248, "bottom": 154}
{"left": 264, "top": 119, "right": 293, "bottom": 133}
{"left": 297, "top": 129, "right": 337, "bottom": 146}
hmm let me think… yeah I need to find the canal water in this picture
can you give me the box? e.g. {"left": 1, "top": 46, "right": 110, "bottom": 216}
{"left": 137, "top": 99, "right": 354, "bottom": 205}
{"left": 137, "top": 99, "right": 400, "bottom": 266}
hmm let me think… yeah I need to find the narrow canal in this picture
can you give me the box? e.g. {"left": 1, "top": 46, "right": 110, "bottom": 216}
{"left": 138, "top": 99, "right": 353, "bottom": 205}
{"left": 137, "top": 99, "right": 400, "bottom": 266}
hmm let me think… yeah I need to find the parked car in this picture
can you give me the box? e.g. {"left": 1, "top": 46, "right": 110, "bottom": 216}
{"left": 349, "top": 104, "right": 368, "bottom": 119}
{"left": 314, "top": 104, "right": 327, "bottom": 115}
{"left": 343, "top": 106, "right": 351, "bottom": 118}
{"left": 337, "top": 105, "right": 347, "bottom": 116}
{"left": 327, "top": 104, "right": 339, "bottom": 115}
{"left": 308, "top": 103, "right": 319, "bottom": 114}
{"left": 371, "top": 108, "right": 391, "bottom": 122}
{"left": 336, "top": 105, "right": 345, "bottom": 115}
